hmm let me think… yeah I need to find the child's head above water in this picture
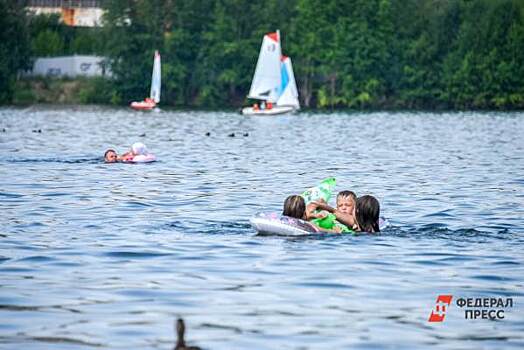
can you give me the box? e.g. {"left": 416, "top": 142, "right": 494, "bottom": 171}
{"left": 104, "top": 149, "right": 118, "bottom": 163}
{"left": 283, "top": 195, "right": 306, "bottom": 220}
{"left": 336, "top": 190, "right": 357, "bottom": 215}
{"left": 355, "top": 195, "right": 380, "bottom": 233}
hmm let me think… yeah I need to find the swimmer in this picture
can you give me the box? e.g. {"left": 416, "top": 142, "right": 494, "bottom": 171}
{"left": 104, "top": 142, "right": 153, "bottom": 163}
{"left": 283, "top": 195, "right": 327, "bottom": 221}
{"left": 337, "top": 190, "right": 357, "bottom": 215}
{"left": 311, "top": 194, "right": 380, "bottom": 233}
{"left": 353, "top": 195, "right": 380, "bottom": 232}
{"left": 117, "top": 143, "right": 141, "bottom": 162}
{"left": 282, "top": 195, "right": 341, "bottom": 233}
{"left": 305, "top": 198, "right": 330, "bottom": 221}
{"left": 104, "top": 149, "right": 118, "bottom": 163}
{"left": 283, "top": 195, "right": 307, "bottom": 220}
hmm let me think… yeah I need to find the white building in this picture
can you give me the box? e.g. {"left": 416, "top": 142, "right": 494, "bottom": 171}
{"left": 26, "top": 0, "right": 104, "bottom": 27}
{"left": 30, "top": 55, "right": 111, "bottom": 77}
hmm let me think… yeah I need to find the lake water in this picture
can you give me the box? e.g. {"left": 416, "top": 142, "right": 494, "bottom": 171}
{"left": 0, "top": 106, "right": 523, "bottom": 349}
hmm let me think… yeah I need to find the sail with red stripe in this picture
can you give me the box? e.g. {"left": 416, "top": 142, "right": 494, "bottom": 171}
{"left": 247, "top": 31, "right": 282, "bottom": 102}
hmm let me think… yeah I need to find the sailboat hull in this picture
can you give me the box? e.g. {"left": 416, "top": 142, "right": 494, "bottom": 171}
{"left": 130, "top": 100, "right": 156, "bottom": 110}
{"left": 242, "top": 105, "right": 298, "bottom": 116}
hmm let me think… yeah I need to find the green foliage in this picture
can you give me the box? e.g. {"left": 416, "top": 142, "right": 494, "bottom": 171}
{"left": 439, "top": 0, "right": 524, "bottom": 109}
{"left": 32, "top": 29, "right": 65, "bottom": 56}
{"left": 71, "top": 29, "right": 99, "bottom": 54}
{"left": 28, "top": 13, "right": 100, "bottom": 56}
{"left": 78, "top": 77, "right": 116, "bottom": 104}
{"left": 12, "top": 84, "right": 37, "bottom": 105}
{"left": 88, "top": 0, "right": 524, "bottom": 109}
{"left": 3, "top": 0, "right": 524, "bottom": 109}
{"left": 0, "top": 0, "right": 32, "bottom": 104}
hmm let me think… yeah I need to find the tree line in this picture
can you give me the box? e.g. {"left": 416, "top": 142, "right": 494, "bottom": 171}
{"left": 1, "top": 0, "right": 524, "bottom": 109}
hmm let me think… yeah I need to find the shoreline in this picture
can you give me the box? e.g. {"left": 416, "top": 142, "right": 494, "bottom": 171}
{"left": 7, "top": 77, "right": 524, "bottom": 112}
{"left": 4, "top": 105, "right": 524, "bottom": 115}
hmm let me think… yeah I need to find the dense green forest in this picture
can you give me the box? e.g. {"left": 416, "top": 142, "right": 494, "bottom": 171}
{"left": 2, "top": 0, "right": 524, "bottom": 109}
{"left": 0, "top": 0, "right": 31, "bottom": 103}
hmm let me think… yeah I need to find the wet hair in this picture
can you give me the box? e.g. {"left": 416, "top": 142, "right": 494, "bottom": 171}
{"left": 337, "top": 190, "right": 357, "bottom": 202}
{"left": 355, "top": 195, "right": 380, "bottom": 233}
{"left": 282, "top": 195, "right": 306, "bottom": 220}
{"left": 104, "top": 149, "right": 117, "bottom": 162}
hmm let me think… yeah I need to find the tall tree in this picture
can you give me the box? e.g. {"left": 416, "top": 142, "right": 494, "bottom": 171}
{"left": 101, "top": 0, "right": 166, "bottom": 103}
{"left": 0, "top": 0, "right": 31, "bottom": 103}
{"left": 443, "top": 0, "right": 524, "bottom": 108}
{"left": 93, "top": 0, "right": 524, "bottom": 109}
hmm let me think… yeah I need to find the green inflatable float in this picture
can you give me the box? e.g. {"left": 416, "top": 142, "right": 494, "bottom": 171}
{"left": 301, "top": 178, "right": 353, "bottom": 233}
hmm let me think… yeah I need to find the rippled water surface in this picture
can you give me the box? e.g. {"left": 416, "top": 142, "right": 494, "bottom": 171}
{"left": 1, "top": 106, "right": 523, "bottom": 349}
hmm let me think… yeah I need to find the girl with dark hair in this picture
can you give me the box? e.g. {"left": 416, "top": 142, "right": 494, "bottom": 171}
{"left": 282, "top": 195, "right": 344, "bottom": 233}
{"left": 353, "top": 195, "right": 380, "bottom": 233}
{"left": 282, "top": 195, "right": 307, "bottom": 220}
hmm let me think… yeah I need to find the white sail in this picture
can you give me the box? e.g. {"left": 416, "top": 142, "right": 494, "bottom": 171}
{"left": 150, "top": 51, "right": 161, "bottom": 103}
{"left": 276, "top": 56, "right": 300, "bottom": 109}
{"left": 247, "top": 31, "right": 282, "bottom": 102}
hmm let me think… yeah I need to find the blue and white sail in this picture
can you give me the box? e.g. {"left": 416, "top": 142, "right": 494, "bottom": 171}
{"left": 276, "top": 56, "right": 300, "bottom": 109}
{"left": 242, "top": 30, "right": 299, "bottom": 115}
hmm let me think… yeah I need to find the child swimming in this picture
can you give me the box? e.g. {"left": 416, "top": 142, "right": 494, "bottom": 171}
{"left": 103, "top": 142, "right": 155, "bottom": 163}
{"left": 336, "top": 190, "right": 357, "bottom": 215}
{"left": 282, "top": 195, "right": 342, "bottom": 233}
{"left": 311, "top": 194, "right": 380, "bottom": 233}
{"left": 353, "top": 195, "right": 380, "bottom": 232}
{"left": 282, "top": 195, "right": 307, "bottom": 220}
{"left": 104, "top": 149, "right": 118, "bottom": 163}
{"left": 118, "top": 142, "right": 149, "bottom": 161}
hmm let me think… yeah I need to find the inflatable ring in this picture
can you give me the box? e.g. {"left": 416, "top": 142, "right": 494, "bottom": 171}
{"left": 250, "top": 212, "right": 319, "bottom": 236}
{"left": 124, "top": 154, "right": 156, "bottom": 163}
{"left": 251, "top": 212, "right": 390, "bottom": 236}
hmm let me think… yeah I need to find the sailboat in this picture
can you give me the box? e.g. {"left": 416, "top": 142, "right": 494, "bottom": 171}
{"left": 130, "top": 50, "right": 161, "bottom": 111}
{"left": 242, "top": 30, "right": 300, "bottom": 115}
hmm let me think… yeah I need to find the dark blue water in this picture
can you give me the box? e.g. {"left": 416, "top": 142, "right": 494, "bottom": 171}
{"left": 0, "top": 106, "right": 523, "bottom": 349}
